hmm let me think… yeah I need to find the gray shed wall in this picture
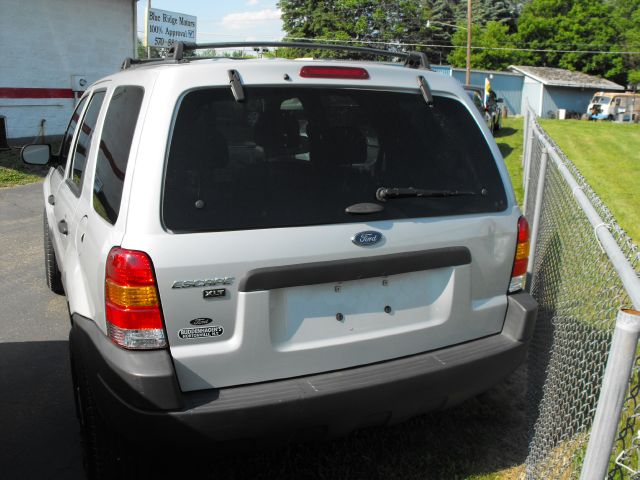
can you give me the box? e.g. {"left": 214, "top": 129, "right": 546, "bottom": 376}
{"left": 522, "top": 77, "right": 543, "bottom": 115}
{"left": 451, "top": 70, "right": 524, "bottom": 115}
{"left": 541, "top": 87, "right": 599, "bottom": 118}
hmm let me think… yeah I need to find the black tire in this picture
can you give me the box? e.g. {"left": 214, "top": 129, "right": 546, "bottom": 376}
{"left": 74, "top": 358, "right": 143, "bottom": 480}
{"left": 43, "top": 210, "right": 64, "bottom": 294}
{"left": 494, "top": 117, "right": 501, "bottom": 132}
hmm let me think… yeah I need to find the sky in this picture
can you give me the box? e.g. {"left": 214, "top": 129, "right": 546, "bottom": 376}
{"left": 136, "top": 0, "right": 285, "bottom": 44}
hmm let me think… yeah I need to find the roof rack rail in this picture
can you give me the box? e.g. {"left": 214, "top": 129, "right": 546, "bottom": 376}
{"left": 121, "top": 41, "right": 430, "bottom": 70}
{"left": 177, "top": 41, "right": 429, "bottom": 69}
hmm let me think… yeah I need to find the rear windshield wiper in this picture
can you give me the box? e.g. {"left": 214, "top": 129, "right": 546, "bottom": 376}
{"left": 376, "top": 187, "right": 486, "bottom": 201}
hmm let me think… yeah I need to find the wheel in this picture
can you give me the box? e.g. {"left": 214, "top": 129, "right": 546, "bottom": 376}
{"left": 494, "top": 116, "right": 501, "bottom": 132}
{"left": 43, "top": 210, "right": 64, "bottom": 294}
{"left": 74, "top": 357, "right": 142, "bottom": 479}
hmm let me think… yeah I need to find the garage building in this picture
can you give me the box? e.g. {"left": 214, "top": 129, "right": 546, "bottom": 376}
{"left": 509, "top": 65, "right": 625, "bottom": 118}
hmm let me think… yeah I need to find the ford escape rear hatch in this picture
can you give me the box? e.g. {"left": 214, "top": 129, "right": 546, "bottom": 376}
{"left": 154, "top": 86, "right": 514, "bottom": 391}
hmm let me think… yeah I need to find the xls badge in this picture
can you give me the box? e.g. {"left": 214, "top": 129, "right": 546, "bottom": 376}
{"left": 178, "top": 325, "right": 224, "bottom": 339}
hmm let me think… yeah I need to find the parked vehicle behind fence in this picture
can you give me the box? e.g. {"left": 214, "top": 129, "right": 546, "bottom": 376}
{"left": 587, "top": 91, "right": 640, "bottom": 121}
{"left": 463, "top": 84, "right": 503, "bottom": 134}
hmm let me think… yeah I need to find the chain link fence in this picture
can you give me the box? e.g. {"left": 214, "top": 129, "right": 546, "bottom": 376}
{"left": 520, "top": 105, "right": 640, "bottom": 479}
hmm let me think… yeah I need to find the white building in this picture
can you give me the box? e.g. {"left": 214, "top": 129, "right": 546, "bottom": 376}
{"left": 0, "top": 0, "right": 137, "bottom": 143}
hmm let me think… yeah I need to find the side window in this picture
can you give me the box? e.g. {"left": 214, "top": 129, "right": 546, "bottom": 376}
{"left": 58, "top": 97, "right": 88, "bottom": 172}
{"left": 69, "top": 91, "right": 106, "bottom": 191}
{"left": 93, "top": 86, "right": 144, "bottom": 225}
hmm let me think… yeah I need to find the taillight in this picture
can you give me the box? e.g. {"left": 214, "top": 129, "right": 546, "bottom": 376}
{"left": 299, "top": 66, "right": 370, "bottom": 79}
{"left": 105, "top": 247, "right": 167, "bottom": 350}
{"left": 509, "top": 216, "right": 530, "bottom": 293}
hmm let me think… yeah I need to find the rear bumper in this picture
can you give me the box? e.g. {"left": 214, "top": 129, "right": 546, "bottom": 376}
{"left": 70, "top": 292, "right": 537, "bottom": 443}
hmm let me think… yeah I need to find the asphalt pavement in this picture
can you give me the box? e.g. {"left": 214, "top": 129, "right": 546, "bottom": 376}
{"left": 0, "top": 182, "right": 83, "bottom": 479}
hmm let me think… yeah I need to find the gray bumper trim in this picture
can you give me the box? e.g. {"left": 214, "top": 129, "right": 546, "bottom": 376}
{"left": 70, "top": 292, "right": 537, "bottom": 443}
{"left": 70, "top": 315, "right": 183, "bottom": 410}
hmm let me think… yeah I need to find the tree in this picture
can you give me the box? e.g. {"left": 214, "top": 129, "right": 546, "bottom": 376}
{"left": 278, "top": 0, "right": 529, "bottom": 65}
{"left": 448, "top": 21, "right": 520, "bottom": 70}
{"left": 629, "top": 70, "right": 640, "bottom": 90}
{"left": 278, "top": 0, "right": 436, "bottom": 60}
{"left": 427, "top": 0, "right": 456, "bottom": 64}
{"left": 136, "top": 39, "right": 163, "bottom": 59}
{"left": 453, "top": 0, "right": 520, "bottom": 31}
{"left": 610, "top": 0, "right": 640, "bottom": 86}
{"left": 515, "top": 0, "right": 625, "bottom": 83}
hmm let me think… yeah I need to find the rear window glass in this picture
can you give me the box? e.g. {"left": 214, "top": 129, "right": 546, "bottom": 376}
{"left": 93, "top": 86, "right": 144, "bottom": 224}
{"left": 163, "top": 88, "right": 507, "bottom": 233}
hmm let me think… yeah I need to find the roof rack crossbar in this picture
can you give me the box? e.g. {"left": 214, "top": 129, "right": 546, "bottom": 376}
{"left": 121, "top": 57, "right": 179, "bottom": 70}
{"left": 166, "top": 41, "right": 430, "bottom": 69}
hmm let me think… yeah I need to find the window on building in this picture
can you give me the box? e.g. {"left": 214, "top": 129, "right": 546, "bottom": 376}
{"left": 93, "top": 86, "right": 144, "bottom": 224}
{"left": 69, "top": 91, "right": 106, "bottom": 192}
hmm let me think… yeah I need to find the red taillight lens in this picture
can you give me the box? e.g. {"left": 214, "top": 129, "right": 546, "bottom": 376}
{"left": 517, "top": 216, "right": 529, "bottom": 243}
{"left": 106, "top": 248, "right": 156, "bottom": 286}
{"left": 509, "top": 216, "right": 530, "bottom": 293}
{"left": 299, "top": 66, "right": 370, "bottom": 79}
{"left": 105, "top": 247, "right": 166, "bottom": 350}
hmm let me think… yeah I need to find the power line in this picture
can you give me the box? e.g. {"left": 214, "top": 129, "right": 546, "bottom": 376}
{"left": 283, "top": 36, "right": 640, "bottom": 55}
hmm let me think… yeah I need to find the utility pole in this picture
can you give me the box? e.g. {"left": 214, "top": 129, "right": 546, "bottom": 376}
{"left": 466, "top": 0, "right": 471, "bottom": 84}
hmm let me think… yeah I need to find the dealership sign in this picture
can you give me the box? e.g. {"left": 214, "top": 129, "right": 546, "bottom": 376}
{"left": 145, "top": 8, "right": 197, "bottom": 48}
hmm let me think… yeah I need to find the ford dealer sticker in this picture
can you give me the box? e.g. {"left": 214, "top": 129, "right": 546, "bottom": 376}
{"left": 178, "top": 325, "right": 224, "bottom": 339}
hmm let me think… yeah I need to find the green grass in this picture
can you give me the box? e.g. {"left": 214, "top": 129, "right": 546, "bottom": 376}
{"left": 538, "top": 119, "right": 640, "bottom": 243}
{"left": 0, "top": 146, "right": 49, "bottom": 187}
{"left": 491, "top": 117, "right": 640, "bottom": 246}
{"left": 494, "top": 117, "right": 525, "bottom": 206}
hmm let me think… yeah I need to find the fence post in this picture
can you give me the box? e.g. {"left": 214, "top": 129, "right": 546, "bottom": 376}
{"left": 522, "top": 107, "right": 530, "bottom": 169}
{"left": 579, "top": 309, "right": 640, "bottom": 480}
{"left": 526, "top": 147, "right": 547, "bottom": 290}
{"left": 522, "top": 123, "right": 536, "bottom": 215}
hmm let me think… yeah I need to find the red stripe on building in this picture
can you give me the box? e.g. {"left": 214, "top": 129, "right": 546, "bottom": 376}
{"left": 0, "top": 87, "right": 74, "bottom": 99}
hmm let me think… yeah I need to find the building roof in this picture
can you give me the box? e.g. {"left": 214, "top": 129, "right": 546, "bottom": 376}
{"left": 452, "top": 67, "right": 523, "bottom": 77}
{"left": 509, "top": 65, "right": 624, "bottom": 91}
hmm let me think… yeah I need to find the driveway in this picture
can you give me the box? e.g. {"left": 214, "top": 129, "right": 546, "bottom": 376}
{"left": 0, "top": 182, "right": 83, "bottom": 479}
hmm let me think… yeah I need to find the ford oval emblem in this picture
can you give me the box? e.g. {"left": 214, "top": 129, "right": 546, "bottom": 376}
{"left": 190, "top": 317, "right": 213, "bottom": 326}
{"left": 351, "top": 231, "right": 384, "bottom": 247}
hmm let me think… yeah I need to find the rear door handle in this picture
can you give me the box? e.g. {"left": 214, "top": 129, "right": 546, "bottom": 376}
{"left": 58, "top": 220, "right": 68, "bottom": 235}
{"left": 48, "top": 195, "right": 55, "bottom": 205}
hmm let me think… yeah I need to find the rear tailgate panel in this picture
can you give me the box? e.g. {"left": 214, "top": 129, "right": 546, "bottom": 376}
{"left": 134, "top": 211, "right": 518, "bottom": 391}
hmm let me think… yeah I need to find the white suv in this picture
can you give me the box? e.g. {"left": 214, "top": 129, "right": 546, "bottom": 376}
{"left": 23, "top": 42, "right": 536, "bottom": 478}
